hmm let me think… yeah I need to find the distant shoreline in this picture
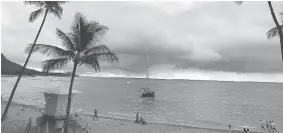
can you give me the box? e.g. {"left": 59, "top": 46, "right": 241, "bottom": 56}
{"left": 77, "top": 76, "right": 283, "bottom": 84}
{"left": 1, "top": 73, "right": 79, "bottom": 77}
{"left": 2, "top": 74, "right": 282, "bottom": 84}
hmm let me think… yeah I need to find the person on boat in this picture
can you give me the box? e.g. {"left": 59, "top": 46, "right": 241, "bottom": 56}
{"left": 142, "top": 88, "right": 146, "bottom": 93}
{"left": 93, "top": 109, "right": 98, "bottom": 120}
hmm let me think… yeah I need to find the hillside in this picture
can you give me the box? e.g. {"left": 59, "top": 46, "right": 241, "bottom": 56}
{"left": 1, "top": 54, "right": 75, "bottom": 77}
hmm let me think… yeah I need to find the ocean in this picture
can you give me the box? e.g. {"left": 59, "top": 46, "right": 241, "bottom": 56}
{"left": 1, "top": 76, "right": 283, "bottom": 132}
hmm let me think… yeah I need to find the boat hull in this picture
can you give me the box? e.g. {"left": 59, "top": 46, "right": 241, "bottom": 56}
{"left": 141, "top": 92, "right": 155, "bottom": 97}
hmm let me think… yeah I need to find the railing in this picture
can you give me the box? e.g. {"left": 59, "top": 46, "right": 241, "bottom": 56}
{"left": 70, "top": 105, "right": 93, "bottom": 132}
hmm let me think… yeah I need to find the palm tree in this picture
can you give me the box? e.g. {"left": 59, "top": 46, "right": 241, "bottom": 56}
{"left": 266, "top": 1, "right": 283, "bottom": 58}
{"left": 25, "top": 12, "right": 119, "bottom": 133}
{"left": 1, "top": 1, "right": 67, "bottom": 122}
{"left": 235, "top": 1, "right": 283, "bottom": 61}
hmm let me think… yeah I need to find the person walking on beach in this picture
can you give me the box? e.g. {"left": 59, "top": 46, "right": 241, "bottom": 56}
{"left": 260, "top": 120, "right": 265, "bottom": 131}
{"left": 228, "top": 125, "right": 231, "bottom": 131}
{"left": 93, "top": 109, "right": 98, "bottom": 120}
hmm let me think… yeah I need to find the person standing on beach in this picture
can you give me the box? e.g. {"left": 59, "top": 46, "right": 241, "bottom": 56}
{"left": 260, "top": 120, "right": 265, "bottom": 131}
{"left": 271, "top": 121, "right": 277, "bottom": 132}
{"left": 135, "top": 111, "right": 139, "bottom": 122}
{"left": 93, "top": 109, "right": 98, "bottom": 120}
{"left": 227, "top": 125, "right": 231, "bottom": 133}
{"left": 266, "top": 121, "right": 270, "bottom": 131}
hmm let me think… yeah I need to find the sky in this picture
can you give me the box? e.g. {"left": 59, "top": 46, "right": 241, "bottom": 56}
{"left": 1, "top": 1, "right": 283, "bottom": 82}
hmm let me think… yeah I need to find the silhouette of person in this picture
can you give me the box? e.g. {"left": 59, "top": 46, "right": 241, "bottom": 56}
{"left": 135, "top": 111, "right": 139, "bottom": 122}
{"left": 93, "top": 109, "right": 98, "bottom": 120}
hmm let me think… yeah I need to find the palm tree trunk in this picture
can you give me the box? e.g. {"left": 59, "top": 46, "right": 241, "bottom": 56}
{"left": 1, "top": 9, "right": 49, "bottom": 122}
{"left": 64, "top": 62, "right": 78, "bottom": 133}
{"left": 268, "top": 1, "right": 283, "bottom": 61}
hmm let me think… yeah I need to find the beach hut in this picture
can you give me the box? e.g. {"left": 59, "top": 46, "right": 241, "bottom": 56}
{"left": 43, "top": 89, "right": 81, "bottom": 118}
{"left": 29, "top": 89, "right": 88, "bottom": 133}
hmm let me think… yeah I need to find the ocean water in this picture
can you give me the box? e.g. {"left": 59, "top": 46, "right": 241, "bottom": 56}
{"left": 1, "top": 76, "right": 283, "bottom": 132}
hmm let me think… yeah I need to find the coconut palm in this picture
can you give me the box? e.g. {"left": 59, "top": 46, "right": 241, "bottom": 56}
{"left": 235, "top": 1, "right": 283, "bottom": 61}
{"left": 25, "top": 12, "right": 119, "bottom": 133}
{"left": 1, "top": 1, "right": 67, "bottom": 122}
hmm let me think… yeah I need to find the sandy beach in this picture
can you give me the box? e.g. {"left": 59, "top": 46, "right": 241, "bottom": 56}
{"left": 1, "top": 100, "right": 265, "bottom": 133}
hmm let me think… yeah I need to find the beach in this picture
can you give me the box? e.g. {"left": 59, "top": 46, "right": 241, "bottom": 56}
{"left": 2, "top": 99, "right": 266, "bottom": 133}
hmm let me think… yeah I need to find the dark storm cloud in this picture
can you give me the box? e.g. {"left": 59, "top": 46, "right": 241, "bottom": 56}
{"left": 2, "top": 1, "right": 283, "bottom": 75}
{"left": 176, "top": 43, "right": 283, "bottom": 73}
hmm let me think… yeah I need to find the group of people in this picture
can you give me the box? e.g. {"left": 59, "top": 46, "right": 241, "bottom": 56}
{"left": 243, "top": 128, "right": 250, "bottom": 133}
{"left": 21, "top": 105, "right": 26, "bottom": 111}
{"left": 135, "top": 111, "right": 146, "bottom": 125}
{"left": 260, "top": 120, "right": 277, "bottom": 132}
{"left": 141, "top": 88, "right": 152, "bottom": 94}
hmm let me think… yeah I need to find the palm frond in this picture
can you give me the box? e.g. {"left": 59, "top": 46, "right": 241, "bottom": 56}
{"left": 82, "top": 45, "right": 112, "bottom": 56}
{"left": 42, "top": 58, "right": 70, "bottom": 72}
{"left": 79, "top": 51, "right": 118, "bottom": 71}
{"left": 235, "top": 1, "right": 243, "bottom": 5}
{"left": 82, "top": 52, "right": 119, "bottom": 64}
{"left": 70, "top": 12, "right": 88, "bottom": 51}
{"left": 266, "top": 25, "right": 283, "bottom": 39}
{"left": 85, "top": 21, "right": 109, "bottom": 48}
{"left": 69, "top": 12, "right": 109, "bottom": 52}
{"left": 53, "top": 4, "right": 63, "bottom": 14}
{"left": 79, "top": 56, "right": 100, "bottom": 71}
{"left": 56, "top": 1, "right": 68, "bottom": 5}
{"left": 24, "top": 1, "right": 45, "bottom": 7}
{"left": 45, "top": 1, "right": 67, "bottom": 6}
{"left": 49, "top": 8, "right": 62, "bottom": 19}
{"left": 29, "top": 8, "right": 44, "bottom": 22}
{"left": 56, "top": 28, "right": 75, "bottom": 51}
{"left": 96, "top": 52, "right": 119, "bottom": 63}
{"left": 25, "top": 44, "right": 75, "bottom": 58}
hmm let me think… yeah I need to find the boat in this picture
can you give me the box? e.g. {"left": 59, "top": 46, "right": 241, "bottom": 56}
{"left": 140, "top": 54, "right": 155, "bottom": 98}
{"left": 140, "top": 88, "right": 155, "bottom": 97}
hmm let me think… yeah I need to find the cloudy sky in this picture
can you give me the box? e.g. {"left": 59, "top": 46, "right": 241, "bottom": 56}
{"left": 2, "top": 1, "right": 283, "bottom": 82}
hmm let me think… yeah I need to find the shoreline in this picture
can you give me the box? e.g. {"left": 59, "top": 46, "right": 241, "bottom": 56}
{"left": 2, "top": 74, "right": 283, "bottom": 84}
{"left": 1, "top": 100, "right": 264, "bottom": 133}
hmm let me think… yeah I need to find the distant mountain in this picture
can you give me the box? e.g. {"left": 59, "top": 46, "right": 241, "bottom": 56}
{"left": 1, "top": 54, "right": 39, "bottom": 75}
{"left": 1, "top": 53, "right": 76, "bottom": 77}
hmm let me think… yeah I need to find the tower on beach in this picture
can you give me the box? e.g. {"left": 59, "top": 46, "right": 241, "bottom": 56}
{"left": 30, "top": 89, "right": 89, "bottom": 133}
